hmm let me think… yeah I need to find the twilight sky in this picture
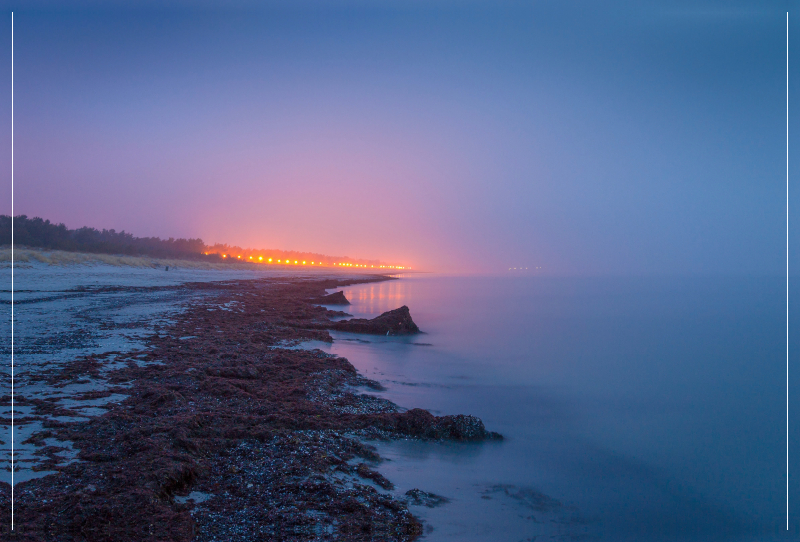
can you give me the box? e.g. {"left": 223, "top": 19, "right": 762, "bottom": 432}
{"left": 0, "top": 1, "right": 796, "bottom": 274}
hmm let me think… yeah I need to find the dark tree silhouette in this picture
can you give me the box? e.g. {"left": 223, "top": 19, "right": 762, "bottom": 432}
{"left": 0, "top": 215, "right": 218, "bottom": 261}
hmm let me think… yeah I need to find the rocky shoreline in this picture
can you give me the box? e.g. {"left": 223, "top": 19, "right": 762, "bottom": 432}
{"left": 2, "top": 275, "right": 499, "bottom": 541}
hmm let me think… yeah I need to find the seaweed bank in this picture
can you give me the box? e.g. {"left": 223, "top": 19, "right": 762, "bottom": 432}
{"left": 1, "top": 271, "right": 498, "bottom": 541}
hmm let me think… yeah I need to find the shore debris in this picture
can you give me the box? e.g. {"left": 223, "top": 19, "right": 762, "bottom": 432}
{"left": 2, "top": 276, "right": 498, "bottom": 541}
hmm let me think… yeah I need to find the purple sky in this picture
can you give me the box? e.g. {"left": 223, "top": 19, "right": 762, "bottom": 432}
{"left": 0, "top": 1, "right": 797, "bottom": 274}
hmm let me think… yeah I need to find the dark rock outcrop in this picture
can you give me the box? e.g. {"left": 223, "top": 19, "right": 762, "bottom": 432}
{"left": 312, "top": 291, "right": 351, "bottom": 305}
{"left": 405, "top": 489, "right": 449, "bottom": 508}
{"left": 377, "top": 408, "right": 503, "bottom": 441}
{"left": 356, "top": 463, "right": 395, "bottom": 490}
{"left": 333, "top": 306, "right": 420, "bottom": 335}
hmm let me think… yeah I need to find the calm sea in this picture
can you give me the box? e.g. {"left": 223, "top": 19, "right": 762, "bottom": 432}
{"left": 314, "top": 275, "right": 799, "bottom": 541}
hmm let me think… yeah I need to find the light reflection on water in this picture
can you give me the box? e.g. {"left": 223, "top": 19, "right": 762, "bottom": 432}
{"left": 325, "top": 277, "right": 411, "bottom": 319}
{"left": 310, "top": 275, "right": 800, "bottom": 541}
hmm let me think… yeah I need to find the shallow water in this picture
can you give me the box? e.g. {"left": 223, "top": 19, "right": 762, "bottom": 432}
{"left": 315, "top": 275, "right": 799, "bottom": 541}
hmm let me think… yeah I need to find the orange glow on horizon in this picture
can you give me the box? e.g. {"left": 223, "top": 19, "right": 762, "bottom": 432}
{"left": 203, "top": 250, "right": 408, "bottom": 270}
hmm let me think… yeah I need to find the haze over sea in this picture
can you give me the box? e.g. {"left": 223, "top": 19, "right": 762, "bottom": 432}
{"left": 314, "top": 274, "right": 798, "bottom": 541}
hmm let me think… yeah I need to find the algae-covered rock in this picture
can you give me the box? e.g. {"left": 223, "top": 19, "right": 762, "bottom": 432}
{"left": 312, "top": 291, "right": 350, "bottom": 305}
{"left": 333, "top": 306, "right": 420, "bottom": 335}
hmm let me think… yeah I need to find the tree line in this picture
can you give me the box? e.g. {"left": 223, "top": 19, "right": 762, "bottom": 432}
{"left": 0, "top": 215, "right": 218, "bottom": 261}
{"left": 0, "top": 215, "right": 382, "bottom": 266}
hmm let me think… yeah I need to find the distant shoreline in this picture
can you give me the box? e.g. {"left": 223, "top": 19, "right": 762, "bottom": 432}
{"left": 0, "top": 247, "right": 413, "bottom": 274}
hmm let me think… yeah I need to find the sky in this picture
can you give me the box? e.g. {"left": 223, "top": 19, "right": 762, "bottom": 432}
{"left": 0, "top": 0, "right": 796, "bottom": 274}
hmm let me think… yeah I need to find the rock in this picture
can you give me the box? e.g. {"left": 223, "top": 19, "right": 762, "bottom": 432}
{"left": 333, "top": 306, "right": 420, "bottom": 335}
{"left": 405, "top": 488, "right": 449, "bottom": 508}
{"left": 355, "top": 463, "right": 395, "bottom": 490}
{"left": 378, "top": 408, "right": 503, "bottom": 441}
{"left": 312, "top": 291, "right": 350, "bottom": 305}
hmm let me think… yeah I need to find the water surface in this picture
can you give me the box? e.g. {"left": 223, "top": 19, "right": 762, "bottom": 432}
{"left": 317, "top": 275, "right": 798, "bottom": 541}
